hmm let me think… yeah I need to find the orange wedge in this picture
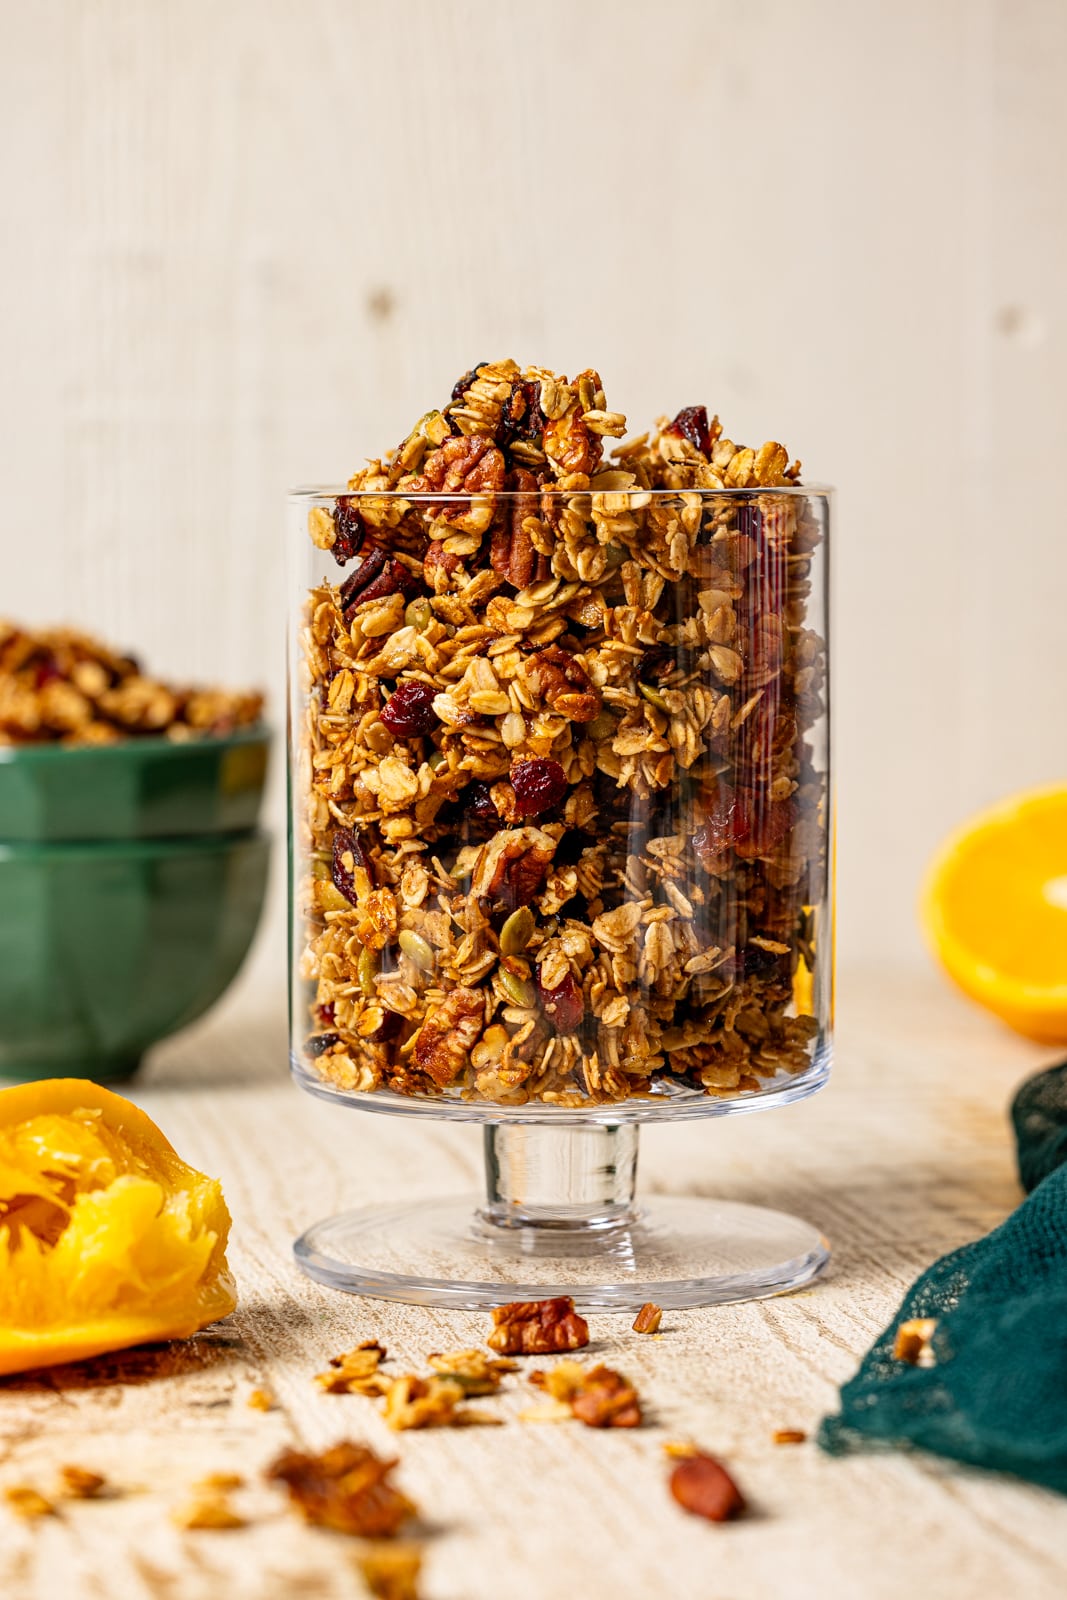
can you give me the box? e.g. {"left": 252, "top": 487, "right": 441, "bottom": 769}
{"left": 921, "top": 784, "right": 1067, "bottom": 1042}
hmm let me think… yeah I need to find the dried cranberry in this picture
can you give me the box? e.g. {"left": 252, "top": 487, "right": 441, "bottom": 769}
{"left": 693, "top": 788, "right": 750, "bottom": 861}
{"left": 510, "top": 758, "right": 568, "bottom": 818}
{"left": 332, "top": 496, "right": 369, "bottom": 565}
{"left": 305, "top": 1032, "right": 340, "bottom": 1057}
{"left": 537, "top": 971, "right": 584, "bottom": 1033}
{"left": 34, "top": 656, "right": 63, "bottom": 688}
{"left": 370, "top": 1010, "right": 403, "bottom": 1044}
{"left": 665, "top": 405, "right": 712, "bottom": 457}
{"left": 451, "top": 362, "right": 486, "bottom": 401}
{"left": 331, "top": 828, "right": 375, "bottom": 906}
{"left": 693, "top": 786, "right": 792, "bottom": 864}
{"left": 317, "top": 1002, "right": 336, "bottom": 1026}
{"left": 498, "top": 379, "right": 543, "bottom": 446}
{"left": 468, "top": 782, "right": 501, "bottom": 828}
{"left": 381, "top": 681, "right": 438, "bottom": 738}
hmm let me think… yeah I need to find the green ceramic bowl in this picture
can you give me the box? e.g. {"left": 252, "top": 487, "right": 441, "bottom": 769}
{"left": 0, "top": 831, "right": 269, "bottom": 1081}
{"left": 0, "top": 725, "right": 270, "bottom": 842}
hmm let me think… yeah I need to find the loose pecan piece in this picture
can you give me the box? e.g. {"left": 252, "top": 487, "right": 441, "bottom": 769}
{"left": 569, "top": 1364, "right": 642, "bottom": 1429}
{"left": 489, "top": 467, "right": 539, "bottom": 588}
{"left": 487, "top": 1297, "right": 590, "bottom": 1356}
{"left": 632, "top": 1302, "right": 662, "bottom": 1335}
{"left": 668, "top": 1451, "right": 745, "bottom": 1523}
{"left": 267, "top": 1441, "right": 415, "bottom": 1538}
{"left": 525, "top": 646, "right": 601, "bottom": 723}
{"left": 413, "top": 987, "right": 484, "bottom": 1087}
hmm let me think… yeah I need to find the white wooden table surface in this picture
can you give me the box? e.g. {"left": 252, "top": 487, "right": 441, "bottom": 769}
{"left": 2, "top": 971, "right": 1065, "bottom": 1600}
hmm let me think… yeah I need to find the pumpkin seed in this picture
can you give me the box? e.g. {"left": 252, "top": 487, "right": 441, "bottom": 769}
{"left": 398, "top": 930, "right": 436, "bottom": 971}
{"left": 500, "top": 969, "right": 536, "bottom": 1008}
{"left": 405, "top": 597, "right": 434, "bottom": 632}
{"left": 500, "top": 906, "right": 535, "bottom": 955}
{"left": 427, "top": 749, "right": 447, "bottom": 772}
{"left": 604, "top": 542, "right": 628, "bottom": 568}
{"left": 587, "top": 710, "right": 617, "bottom": 742}
{"left": 640, "top": 684, "right": 668, "bottom": 712}
{"left": 357, "top": 944, "right": 378, "bottom": 997}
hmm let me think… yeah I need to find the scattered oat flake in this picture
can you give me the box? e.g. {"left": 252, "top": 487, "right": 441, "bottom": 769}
{"left": 357, "top": 1542, "right": 424, "bottom": 1600}
{"left": 4, "top": 1486, "right": 55, "bottom": 1519}
{"left": 632, "top": 1301, "right": 663, "bottom": 1334}
{"left": 247, "top": 1387, "right": 277, "bottom": 1411}
{"left": 893, "top": 1317, "right": 938, "bottom": 1367}
{"left": 487, "top": 1297, "right": 590, "bottom": 1356}
{"left": 267, "top": 1441, "right": 415, "bottom": 1538}
{"left": 193, "top": 1472, "right": 245, "bottom": 1491}
{"left": 518, "top": 1399, "right": 575, "bottom": 1424}
{"left": 57, "top": 1466, "right": 107, "bottom": 1499}
{"left": 669, "top": 1451, "right": 745, "bottom": 1523}
{"left": 773, "top": 1428, "right": 807, "bottom": 1445}
{"left": 171, "top": 1494, "right": 246, "bottom": 1530}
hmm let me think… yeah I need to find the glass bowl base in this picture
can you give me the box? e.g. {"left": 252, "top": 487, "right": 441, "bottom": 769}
{"left": 293, "top": 1195, "right": 830, "bottom": 1311}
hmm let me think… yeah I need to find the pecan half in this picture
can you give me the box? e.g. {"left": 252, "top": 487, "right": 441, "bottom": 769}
{"left": 409, "top": 435, "right": 505, "bottom": 497}
{"left": 489, "top": 467, "right": 539, "bottom": 588}
{"left": 340, "top": 550, "right": 420, "bottom": 617}
{"left": 471, "top": 827, "right": 556, "bottom": 914}
{"left": 487, "top": 1297, "right": 590, "bottom": 1355}
{"left": 524, "top": 647, "right": 601, "bottom": 723}
{"left": 668, "top": 1451, "right": 745, "bottom": 1523}
{"left": 413, "top": 987, "right": 484, "bottom": 1087}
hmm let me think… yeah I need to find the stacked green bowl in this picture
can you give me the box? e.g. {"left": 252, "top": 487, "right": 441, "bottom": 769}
{"left": 0, "top": 727, "right": 271, "bottom": 1081}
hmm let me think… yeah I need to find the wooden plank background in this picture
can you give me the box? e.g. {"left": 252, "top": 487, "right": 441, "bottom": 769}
{"left": 2, "top": 0, "right": 1066, "bottom": 973}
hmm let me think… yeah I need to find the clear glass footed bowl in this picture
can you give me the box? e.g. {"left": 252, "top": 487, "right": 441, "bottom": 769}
{"left": 288, "top": 484, "right": 831, "bottom": 1116}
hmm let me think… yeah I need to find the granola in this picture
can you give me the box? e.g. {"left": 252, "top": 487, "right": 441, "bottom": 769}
{"left": 529, "top": 1360, "right": 643, "bottom": 1428}
{"left": 0, "top": 622, "right": 263, "bottom": 745}
{"left": 295, "top": 359, "right": 828, "bottom": 1104}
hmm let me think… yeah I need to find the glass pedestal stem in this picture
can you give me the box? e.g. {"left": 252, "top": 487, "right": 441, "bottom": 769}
{"left": 481, "top": 1123, "right": 639, "bottom": 1231}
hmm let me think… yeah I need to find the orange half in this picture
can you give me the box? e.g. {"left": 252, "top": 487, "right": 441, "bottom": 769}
{"left": 921, "top": 784, "right": 1067, "bottom": 1043}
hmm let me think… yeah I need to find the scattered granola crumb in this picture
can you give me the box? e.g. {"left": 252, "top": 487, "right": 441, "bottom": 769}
{"left": 669, "top": 1451, "right": 745, "bottom": 1523}
{"left": 357, "top": 1542, "right": 424, "bottom": 1600}
{"left": 247, "top": 1387, "right": 277, "bottom": 1412}
{"left": 517, "top": 1399, "right": 575, "bottom": 1424}
{"left": 487, "top": 1298, "right": 590, "bottom": 1356}
{"left": 893, "top": 1317, "right": 938, "bottom": 1367}
{"left": 772, "top": 1428, "right": 807, "bottom": 1445}
{"left": 317, "top": 1340, "right": 391, "bottom": 1396}
{"left": 529, "top": 1360, "right": 642, "bottom": 1428}
{"left": 171, "top": 1493, "right": 246, "bottom": 1530}
{"left": 267, "top": 1442, "right": 415, "bottom": 1537}
{"left": 57, "top": 1466, "right": 107, "bottom": 1499}
{"left": 662, "top": 1440, "right": 699, "bottom": 1460}
{"left": 193, "top": 1472, "right": 245, "bottom": 1491}
{"left": 632, "top": 1302, "right": 663, "bottom": 1335}
{"left": 4, "top": 1486, "right": 55, "bottom": 1519}
{"left": 426, "top": 1348, "right": 517, "bottom": 1395}
{"left": 382, "top": 1374, "right": 501, "bottom": 1431}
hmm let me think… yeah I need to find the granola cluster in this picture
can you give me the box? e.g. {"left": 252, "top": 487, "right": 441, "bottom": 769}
{"left": 0, "top": 622, "right": 263, "bottom": 745}
{"left": 296, "top": 359, "right": 827, "bottom": 1104}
